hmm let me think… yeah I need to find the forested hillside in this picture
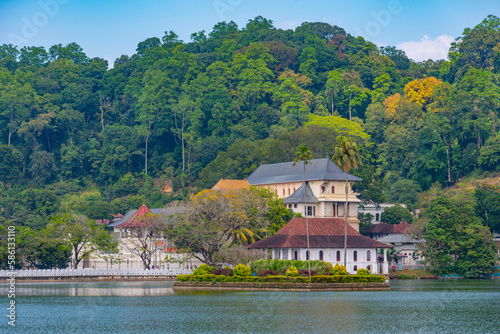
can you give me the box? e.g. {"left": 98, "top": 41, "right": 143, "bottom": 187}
{"left": 1, "top": 15, "right": 500, "bottom": 231}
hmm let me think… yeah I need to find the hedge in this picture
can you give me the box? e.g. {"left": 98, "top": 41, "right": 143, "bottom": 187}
{"left": 176, "top": 274, "right": 385, "bottom": 284}
{"left": 250, "top": 259, "right": 333, "bottom": 275}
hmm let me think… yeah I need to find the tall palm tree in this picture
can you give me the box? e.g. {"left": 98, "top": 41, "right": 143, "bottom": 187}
{"left": 332, "top": 136, "right": 361, "bottom": 268}
{"left": 293, "top": 145, "right": 313, "bottom": 278}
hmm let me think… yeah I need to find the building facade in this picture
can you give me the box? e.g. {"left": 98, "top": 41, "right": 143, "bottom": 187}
{"left": 247, "top": 158, "right": 362, "bottom": 231}
{"left": 248, "top": 217, "right": 391, "bottom": 275}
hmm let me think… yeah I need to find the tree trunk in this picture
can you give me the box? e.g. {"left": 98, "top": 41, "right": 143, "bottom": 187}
{"left": 344, "top": 172, "right": 348, "bottom": 268}
{"left": 304, "top": 164, "right": 311, "bottom": 279}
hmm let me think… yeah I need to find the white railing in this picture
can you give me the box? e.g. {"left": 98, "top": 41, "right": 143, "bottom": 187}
{"left": 0, "top": 268, "right": 193, "bottom": 278}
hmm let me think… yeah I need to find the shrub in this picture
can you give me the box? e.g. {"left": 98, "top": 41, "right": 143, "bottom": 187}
{"left": 211, "top": 269, "right": 233, "bottom": 276}
{"left": 257, "top": 270, "right": 280, "bottom": 277}
{"left": 233, "top": 263, "right": 252, "bottom": 276}
{"left": 298, "top": 269, "right": 317, "bottom": 276}
{"left": 332, "top": 263, "right": 348, "bottom": 275}
{"left": 286, "top": 266, "right": 299, "bottom": 277}
{"left": 356, "top": 268, "right": 371, "bottom": 276}
{"left": 224, "top": 266, "right": 232, "bottom": 270}
{"left": 250, "top": 259, "right": 333, "bottom": 275}
{"left": 193, "top": 264, "right": 216, "bottom": 275}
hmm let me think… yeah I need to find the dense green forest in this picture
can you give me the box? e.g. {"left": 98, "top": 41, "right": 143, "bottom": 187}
{"left": 1, "top": 15, "right": 500, "bottom": 235}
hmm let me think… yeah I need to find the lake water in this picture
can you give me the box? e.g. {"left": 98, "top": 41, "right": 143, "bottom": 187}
{"left": 1, "top": 280, "right": 499, "bottom": 333}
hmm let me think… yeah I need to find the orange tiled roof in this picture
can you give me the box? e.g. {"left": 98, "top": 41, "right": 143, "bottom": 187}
{"left": 211, "top": 179, "right": 251, "bottom": 194}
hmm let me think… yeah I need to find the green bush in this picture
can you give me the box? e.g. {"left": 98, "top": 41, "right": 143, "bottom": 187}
{"left": 332, "top": 263, "right": 348, "bottom": 275}
{"left": 250, "top": 259, "right": 333, "bottom": 275}
{"left": 356, "top": 268, "right": 371, "bottom": 276}
{"left": 233, "top": 264, "right": 252, "bottom": 276}
{"left": 286, "top": 266, "right": 299, "bottom": 277}
{"left": 193, "top": 264, "right": 216, "bottom": 275}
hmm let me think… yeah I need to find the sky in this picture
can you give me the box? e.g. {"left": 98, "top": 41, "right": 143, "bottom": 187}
{"left": 0, "top": 0, "right": 499, "bottom": 66}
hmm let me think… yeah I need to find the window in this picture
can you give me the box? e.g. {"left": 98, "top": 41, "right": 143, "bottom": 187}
{"left": 293, "top": 187, "right": 296, "bottom": 192}
{"left": 307, "top": 206, "right": 315, "bottom": 216}
{"left": 336, "top": 250, "right": 341, "bottom": 262}
{"left": 353, "top": 265, "right": 357, "bottom": 271}
{"left": 294, "top": 251, "right": 298, "bottom": 260}
{"left": 294, "top": 204, "right": 297, "bottom": 208}
{"left": 319, "top": 250, "right": 324, "bottom": 261}
{"left": 375, "top": 213, "right": 380, "bottom": 221}
{"left": 321, "top": 186, "right": 326, "bottom": 193}
{"left": 283, "top": 189, "right": 285, "bottom": 196}
{"left": 288, "top": 188, "right": 290, "bottom": 195}
{"left": 367, "top": 250, "right": 371, "bottom": 262}
{"left": 275, "top": 189, "right": 278, "bottom": 195}
{"left": 306, "top": 250, "right": 309, "bottom": 260}
{"left": 353, "top": 250, "right": 358, "bottom": 262}
{"left": 367, "top": 265, "right": 371, "bottom": 271}
{"left": 331, "top": 186, "right": 335, "bottom": 193}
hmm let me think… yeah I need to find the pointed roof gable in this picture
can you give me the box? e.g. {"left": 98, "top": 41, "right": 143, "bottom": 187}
{"left": 246, "top": 158, "right": 362, "bottom": 185}
{"left": 211, "top": 179, "right": 251, "bottom": 194}
{"left": 283, "top": 181, "right": 318, "bottom": 203}
{"left": 248, "top": 217, "right": 392, "bottom": 249}
{"left": 116, "top": 204, "right": 153, "bottom": 228}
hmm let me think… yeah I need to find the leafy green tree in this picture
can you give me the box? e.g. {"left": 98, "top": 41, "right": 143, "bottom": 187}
{"left": 475, "top": 184, "right": 500, "bottom": 233}
{"left": 418, "top": 195, "right": 497, "bottom": 277}
{"left": 380, "top": 204, "right": 414, "bottom": 224}
{"left": 45, "top": 213, "right": 118, "bottom": 269}
{"left": 358, "top": 212, "right": 374, "bottom": 236}
{"left": 478, "top": 135, "right": 500, "bottom": 170}
{"left": 165, "top": 189, "right": 269, "bottom": 265}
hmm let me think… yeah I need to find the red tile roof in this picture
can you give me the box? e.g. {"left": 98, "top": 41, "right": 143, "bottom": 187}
{"left": 248, "top": 217, "right": 391, "bottom": 249}
{"left": 369, "top": 222, "right": 411, "bottom": 235}
{"left": 116, "top": 204, "right": 153, "bottom": 228}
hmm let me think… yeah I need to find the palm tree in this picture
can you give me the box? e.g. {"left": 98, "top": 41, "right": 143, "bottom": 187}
{"left": 332, "top": 136, "right": 361, "bottom": 269}
{"left": 293, "top": 144, "right": 313, "bottom": 278}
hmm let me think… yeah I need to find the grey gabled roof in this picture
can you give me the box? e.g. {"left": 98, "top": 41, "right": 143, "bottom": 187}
{"left": 246, "top": 158, "right": 362, "bottom": 185}
{"left": 109, "top": 206, "right": 187, "bottom": 227}
{"left": 283, "top": 182, "right": 318, "bottom": 204}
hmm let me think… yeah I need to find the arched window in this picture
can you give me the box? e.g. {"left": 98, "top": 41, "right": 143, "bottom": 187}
{"left": 353, "top": 250, "right": 358, "bottom": 262}
{"left": 306, "top": 250, "right": 309, "bottom": 260}
{"left": 353, "top": 265, "right": 357, "bottom": 271}
{"left": 288, "top": 188, "right": 290, "bottom": 195}
{"left": 283, "top": 188, "right": 285, "bottom": 196}
{"left": 367, "top": 265, "right": 371, "bottom": 272}
{"left": 367, "top": 250, "right": 371, "bottom": 262}
{"left": 294, "top": 251, "right": 298, "bottom": 260}
{"left": 375, "top": 213, "right": 380, "bottom": 221}
{"left": 336, "top": 250, "right": 341, "bottom": 262}
{"left": 319, "top": 250, "right": 324, "bottom": 261}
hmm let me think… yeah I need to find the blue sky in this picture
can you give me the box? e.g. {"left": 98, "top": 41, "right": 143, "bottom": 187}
{"left": 0, "top": 0, "right": 499, "bottom": 65}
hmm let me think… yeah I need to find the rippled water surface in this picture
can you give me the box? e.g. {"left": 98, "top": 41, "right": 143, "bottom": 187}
{"left": 1, "top": 280, "right": 499, "bottom": 333}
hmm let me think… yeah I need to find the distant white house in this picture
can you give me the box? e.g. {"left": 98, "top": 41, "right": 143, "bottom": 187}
{"left": 368, "top": 222, "right": 423, "bottom": 268}
{"left": 357, "top": 203, "right": 407, "bottom": 224}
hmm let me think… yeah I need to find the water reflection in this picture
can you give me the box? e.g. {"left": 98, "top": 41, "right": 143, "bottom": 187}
{"left": 0, "top": 281, "right": 176, "bottom": 297}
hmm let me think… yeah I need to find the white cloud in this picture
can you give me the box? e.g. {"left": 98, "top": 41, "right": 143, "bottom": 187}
{"left": 397, "top": 35, "right": 455, "bottom": 62}
{"left": 275, "top": 20, "right": 300, "bottom": 30}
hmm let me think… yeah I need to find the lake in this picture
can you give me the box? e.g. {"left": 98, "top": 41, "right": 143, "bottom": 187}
{"left": 1, "top": 280, "right": 499, "bottom": 333}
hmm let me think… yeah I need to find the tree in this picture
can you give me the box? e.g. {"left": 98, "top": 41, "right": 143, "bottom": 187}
{"left": 165, "top": 189, "right": 269, "bottom": 265}
{"left": 332, "top": 136, "right": 361, "bottom": 267}
{"left": 45, "top": 213, "right": 119, "bottom": 269}
{"left": 475, "top": 184, "right": 500, "bottom": 234}
{"left": 124, "top": 212, "right": 169, "bottom": 269}
{"left": 358, "top": 212, "right": 374, "bottom": 236}
{"left": 380, "top": 204, "right": 414, "bottom": 224}
{"left": 417, "top": 195, "right": 497, "bottom": 277}
{"left": 293, "top": 144, "right": 313, "bottom": 277}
